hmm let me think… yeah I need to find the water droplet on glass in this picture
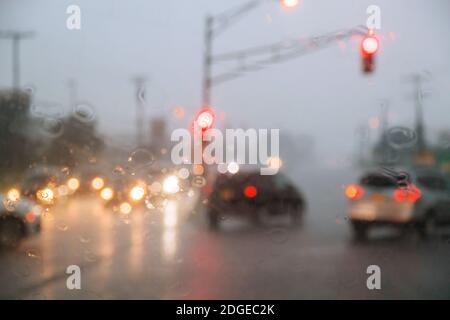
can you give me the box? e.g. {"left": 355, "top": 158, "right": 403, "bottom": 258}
{"left": 84, "top": 250, "right": 97, "bottom": 262}
{"left": 387, "top": 127, "right": 417, "bottom": 150}
{"left": 23, "top": 85, "right": 36, "bottom": 95}
{"left": 145, "top": 198, "right": 155, "bottom": 209}
{"left": 128, "top": 148, "right": 155, "bottom": 171}
{"left": 268, "top": 228, "right": 289, "bottom": 244}
{"left": 56, "top": 223, "right": 68, "bottom": 231}
{"left": 79, "top": 236, "right": 91, "bottom": 243}
{"left": 177, "top": 168, "right": 190, "bottom": 180}
{"left": 41, "top": 117, "right": 64, "bottom": 138}
{"left": 149, "top": 182, "right": 162, "bottom": 194}
{"left": 42, "top": 211, "right": 54, "bottom": 221}
{"left": 26, "top": 250, "right": 41, "bottom": 259}
{"left": 73, "top": 103, "right": 95, "bottom": 123}
{"left": 61, "top": 166, "right": 70, "bottom": 175}
{"left": 3, "top": 198, "right": 18, "bottom": 212}
{"left": 112, "top": 165, "right": 125, "bottom": 176}
{"left": 192, "top": 176, "right": 206, "bottom": 188}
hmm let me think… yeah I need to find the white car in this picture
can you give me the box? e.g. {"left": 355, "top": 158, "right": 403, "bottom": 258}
{"left": 345, "top": 167, "right": 450, "bottom": 240}
{"left": 0, "top": 195, "right": 41, "bottom": 247}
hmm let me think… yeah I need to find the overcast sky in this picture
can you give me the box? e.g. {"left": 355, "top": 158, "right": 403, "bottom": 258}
{"left": 1, "top": 0, "right": 449, "bottom": 159}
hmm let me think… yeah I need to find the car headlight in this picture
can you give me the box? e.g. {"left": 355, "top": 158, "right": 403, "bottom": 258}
{"left": 7, "top": 188, "right": 20, "bottom": 202}
{"left": 100, "top": 187, "right": 114, "bottom": 201}
{"left": 91, "top": 177, "right": 104, "bottom": 190}
{"left": 163, "top": 175, "right": 180, "bottom": 194}
{"left": 130, "top": 185, "right": 146, "bottom": 201}
{"left": 119, "top": 202, "right": 132, "bottom": 214}
{"left": 36, "top": 188, "right": 54, "bottom": 204}
{"left": 67, "top": 177, "right": 80, "bottom": 191}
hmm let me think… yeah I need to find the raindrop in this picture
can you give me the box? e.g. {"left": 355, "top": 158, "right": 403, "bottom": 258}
{"left": 79, "top": 236, "right": 91, "bottom": 244}
{"left": 386, "top": 127, "right": 417, "bottom": 150}
{"left": 42, "top": 211, "right": 54, "bottom": 221}
{"left": 217, "top": 163, "right": 228, "bottom": 174}
{"left": 56, "top": 223, "right": 68, "bottom": 231}
{"left": 128, "top": 148, "right": 155, "bottom": 170}
{"left": 26, "top": 249, "right": 41, "bottom": 259}
{"left": 112, "top": 165, "right": 125, "bottom": 176}
{"left": 145, "top": 198, "right": 155, "bottom": 209}
{"left": 177, "top": 168, "right": 190, "bottom": 180}
{"left": 2, "top": 198, "right": 18, "bottom": 212}
{"left": 41, "top": 117, "right": 64, "bottom": 138}
{"left": 137, "top": 86, "right": 146, "bottom": 105}
{"left": 73, "top": 103, "right": 95, "bottom": 123}
{"left": 268, "top": 228, "right": 289, "bottom": 244}
{"left": 84, "top": 250, "right": 97, "bottom": 262}
{"left": 192, "top": 176, "right": 206, "bottom": 188}
{"left": 23, "top": 85, "right": 36, "bottom": 96}
{"left": 120, "top": 212, "right": 132, "bottom": 224}
{"left": 149, "top": 182, "right": 162, "bottom": 194}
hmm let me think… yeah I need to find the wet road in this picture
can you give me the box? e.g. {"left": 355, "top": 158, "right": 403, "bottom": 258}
{"left": 1, "top": 167, "right": 450, "bottom": 299}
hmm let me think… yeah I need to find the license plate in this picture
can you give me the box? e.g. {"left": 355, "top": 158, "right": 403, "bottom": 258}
{"left": 370, "top": 193, "right": 385, "bottom": 203}
{"left": 220, "top": 189, "right": 234, "bottom": 201}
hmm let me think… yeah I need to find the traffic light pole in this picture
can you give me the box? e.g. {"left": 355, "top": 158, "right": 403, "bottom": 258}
{"left": 200, "top": 4, "right": 367, "bottom": 107}
{"left": 202, "top": 16, "right": 213, "bottom": 107}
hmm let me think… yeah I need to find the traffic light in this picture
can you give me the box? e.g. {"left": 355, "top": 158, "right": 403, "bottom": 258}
{"left": 196, "top": 108, "right": 215, "bottom": 131}
{"left": 360, "top": 31, "right": 379, "bottom": 73}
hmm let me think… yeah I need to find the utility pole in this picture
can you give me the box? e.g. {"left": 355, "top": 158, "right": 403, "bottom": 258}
{"left": 379, "top": 99, "right": 390, "bottom": 163}
{"left": 132, "top": 76, "right": 147, "bottom": 147}
{"left": 68, "top": 78, "right": 78, "bottom": 109}
{"left": 412, "top": 74, "right": 427, "bottom": 152}
{"left": 202, "top": 16, "right": 213, "bottom": 107}
{"left": 0, "top": 31, "right": 35, "bottom": 90}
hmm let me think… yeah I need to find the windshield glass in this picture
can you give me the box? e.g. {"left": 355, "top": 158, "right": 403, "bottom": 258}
{"left": 0, "top": 0, "right": 449, "bottom": 301}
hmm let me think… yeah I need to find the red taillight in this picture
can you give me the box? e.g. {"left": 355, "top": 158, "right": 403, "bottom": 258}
{"left": 25, "top": 212, "right": 35, "bottom": 223}
{"left": 244, "top": 185, "right": 258, "bottom": 199}
{"left": 393, "top": 186, "right": 422, "bottom": 203}
{"left": 345, "top": 184, "right": 364, "bottom": 200}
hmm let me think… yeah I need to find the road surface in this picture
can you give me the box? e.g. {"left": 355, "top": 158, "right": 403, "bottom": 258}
{"left": 1, "top": 166, "right": 450, "bottom": 299}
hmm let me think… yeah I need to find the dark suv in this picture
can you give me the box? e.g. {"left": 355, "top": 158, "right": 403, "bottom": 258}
{"left": 206, "top": 171, "right": 305, "bottom": 229}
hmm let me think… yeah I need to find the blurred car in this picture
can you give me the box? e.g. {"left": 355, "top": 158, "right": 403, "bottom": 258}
{"left": 206, "top": 170, "right": 305, "bottom": 229}
{"left": 21, "top": 166, "right": 63, "bottom": 206}
{"left": 345, "top": 167, "right": 450, "bottom": 240}
{"left": 0, "top": 194, "right": 41, "bottom": 247}
{"left": 99, "top": 171, "right": 185, "bottom": 213}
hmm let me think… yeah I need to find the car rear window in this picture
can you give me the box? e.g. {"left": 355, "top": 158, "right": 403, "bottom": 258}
{"left": 360, "top": 174, "right": 397, "bottom": 187}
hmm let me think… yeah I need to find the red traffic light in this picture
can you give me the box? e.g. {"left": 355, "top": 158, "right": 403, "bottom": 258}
{"left": 280, "top": 0, "right": 299, "bottom": 9}
{"left": 361, "top": 35, "right": 379, "bottom": 56}
{"left": 360, "top": 32, "right": 379, "bottom": 73}
{"left": 196, "top": 108, "right": 215, "bottom": 130}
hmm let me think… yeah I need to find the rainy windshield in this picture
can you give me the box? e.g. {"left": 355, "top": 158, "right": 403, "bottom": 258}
{"left": 0, "top": 0, "right": 450, "bottom": 301}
